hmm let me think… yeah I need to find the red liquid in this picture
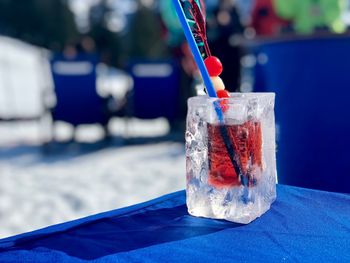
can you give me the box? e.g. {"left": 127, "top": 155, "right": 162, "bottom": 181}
{"left": 207, "top": 121, "right": 263, "bottom": 188}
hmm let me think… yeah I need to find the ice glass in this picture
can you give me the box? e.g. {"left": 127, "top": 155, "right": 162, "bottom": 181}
{"left": 185, "top": 93, "right": 277, "bottom": 224}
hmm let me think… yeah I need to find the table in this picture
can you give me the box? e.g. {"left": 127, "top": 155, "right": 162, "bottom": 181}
{"left": 0, "top": 185, "right": 349, "bottom": 262}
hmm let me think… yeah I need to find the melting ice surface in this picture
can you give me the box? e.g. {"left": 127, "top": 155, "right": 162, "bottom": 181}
{"left": 186, "top": 93, "right": 277, "bottom": 224}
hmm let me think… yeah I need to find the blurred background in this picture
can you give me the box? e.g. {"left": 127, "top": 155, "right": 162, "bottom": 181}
{"left": 1, "top": 0, "right": 350, "bottom": 238}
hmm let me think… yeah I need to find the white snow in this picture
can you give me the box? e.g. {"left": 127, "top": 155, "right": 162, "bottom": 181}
{"left": 0, "top": 36, "right": 54, "bottom": 119}
{"left": 0, "top": 36, "right": 186, "bottom": 239}
{"left": 0, "top": 119, "right": 186, "bottom": 238}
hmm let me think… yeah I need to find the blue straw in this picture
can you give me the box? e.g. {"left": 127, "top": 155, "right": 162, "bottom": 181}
{"left": 172, "top": 0, "right": 224, "bottom": 122}
{"left": 173, "top": 0, "right": 249, "bottom": 193}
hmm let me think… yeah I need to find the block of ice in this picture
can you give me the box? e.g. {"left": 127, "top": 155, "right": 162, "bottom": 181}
{"left": 186, "top": 93, "right": 277, "bottom": 224}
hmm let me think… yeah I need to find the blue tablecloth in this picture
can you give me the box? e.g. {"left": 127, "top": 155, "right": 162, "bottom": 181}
{"left": 0, "top": 185, "right": 349, "bottom": 262}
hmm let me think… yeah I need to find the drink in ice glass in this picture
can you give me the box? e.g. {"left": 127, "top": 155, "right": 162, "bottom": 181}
{"left": 185, "top": 93, "right": 277, "bottom": 224}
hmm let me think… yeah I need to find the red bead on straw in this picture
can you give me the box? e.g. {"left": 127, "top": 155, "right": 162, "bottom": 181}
{"left": 204, "top": 56, "right": 223, "bottom": 77}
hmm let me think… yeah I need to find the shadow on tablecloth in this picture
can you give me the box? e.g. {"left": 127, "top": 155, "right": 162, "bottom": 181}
{"left": 1, "top": 204, "right": 241, "bottom": 260}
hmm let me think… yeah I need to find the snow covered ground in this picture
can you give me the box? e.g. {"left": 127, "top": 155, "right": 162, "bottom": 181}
{"left": 0, "top": 36, "right": 186, "bottom": 239}
{"left": 0, "top": 118, "right": 186, "bottom": 238}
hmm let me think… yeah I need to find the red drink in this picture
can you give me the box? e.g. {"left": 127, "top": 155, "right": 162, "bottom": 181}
{"left": 207, "top": 121, "right": 263, "bottom": 188}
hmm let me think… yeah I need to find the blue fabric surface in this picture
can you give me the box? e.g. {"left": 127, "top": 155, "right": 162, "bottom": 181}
{"left": 0, "top": 185, "right": 349, "bottom": 262}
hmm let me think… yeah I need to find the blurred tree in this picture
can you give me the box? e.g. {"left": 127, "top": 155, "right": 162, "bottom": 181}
{"left": 88, "top": 0, "right": 123, "bottom": 66}
{"left": 0, "top": 0, "right": 78, "bottom": 50}
{"left": 127, "top": 0, "right": 168, "bottom": 59}
{"left": 0, "top": 0, "right": 169, "bottom": 66}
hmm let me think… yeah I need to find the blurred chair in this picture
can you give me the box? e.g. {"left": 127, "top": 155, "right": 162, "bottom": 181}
{"left": 251, "top": 35, "right": 350, "bottom": 193}
{"left": 49, "top": 53, "right": 111, "bottom": 141}
{"left": 126, "top": 60, "right": 181, "bottom": 128}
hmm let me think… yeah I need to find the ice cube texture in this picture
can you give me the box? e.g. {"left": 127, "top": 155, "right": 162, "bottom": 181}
{"left": 186, "top": 93, "right": 277, "bottom": 224}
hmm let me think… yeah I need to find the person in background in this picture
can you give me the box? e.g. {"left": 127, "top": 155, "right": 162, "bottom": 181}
{"left": 235, "top": 0, "right": 256, "bottom": 26}
{"left": 207, "top": 0, "right": 244, "bottom": 92}
{"left": 79, "top": 36, "right": 96, "bottom": 54}
{"left": 159, "top": 0, "right": 197, "bottom": 130}
{"left": 62, "top": 36, "right": 97, "bottom": 60}
{"left": 251, "top": 0, "right": 290, "bottom": 36}
{"left": 63, "top": 43, "right": 78, "bottom": 59}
